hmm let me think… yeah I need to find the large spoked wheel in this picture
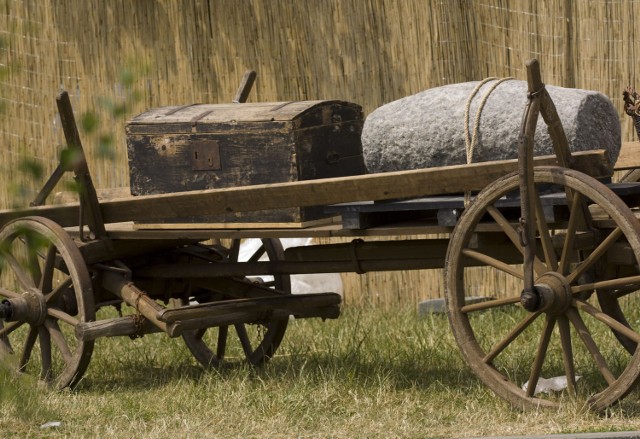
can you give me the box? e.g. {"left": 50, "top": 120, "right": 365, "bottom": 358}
{"left": 0, "top": 217, "right": 95, "bottom": 389}
{"left": 445, "top": 167, "right": 640, "bottom": 411}
{"left": 182, "top": 238, "right": 291, "bottom": 368}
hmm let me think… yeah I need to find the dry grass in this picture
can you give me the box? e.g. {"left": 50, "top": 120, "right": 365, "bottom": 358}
{"left": 2, "top": 305, "right": 640, "bottom": 438}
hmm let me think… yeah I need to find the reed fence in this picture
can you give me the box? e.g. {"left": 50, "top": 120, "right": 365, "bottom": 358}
{"left": 1, "top": 0, "right": 639, "bottom": 306}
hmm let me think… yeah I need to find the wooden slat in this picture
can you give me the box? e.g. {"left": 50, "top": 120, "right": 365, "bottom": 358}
{"left": 0, "top": 150, "right": 610, "bottom": 229}
{"left": 615, "top": 142, "right": 640, "bottom": 170}
{"left": 133, "top": 216, "right": 340, "bottom": 230}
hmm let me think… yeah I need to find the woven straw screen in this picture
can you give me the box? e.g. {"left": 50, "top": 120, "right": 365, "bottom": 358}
{"left": 1, "top": 0, "right": 638, "bottom": 306}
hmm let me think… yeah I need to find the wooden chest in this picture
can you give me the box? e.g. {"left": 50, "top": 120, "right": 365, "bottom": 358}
{"left": 126, "top": 100, "right": 366, "bottom": 226}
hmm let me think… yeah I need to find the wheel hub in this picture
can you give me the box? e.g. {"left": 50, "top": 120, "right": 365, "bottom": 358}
{"left": 1, "top": 289, "right": 47, "bottom": 325}
{"left": 521, "top": 272, "right": 572, "bottom": 314}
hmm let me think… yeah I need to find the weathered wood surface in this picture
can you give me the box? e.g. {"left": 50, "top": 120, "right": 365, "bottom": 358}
{"left": 127, "top": 100, "right": 366, "bottom": 223}
{"left": 615, "top": 142, "right": 640, "bottom": 170}
{"left": 157, "top": 293, "right": 342, "bottom": 324}
{"left": 133, "top": 215, "right": 340, "bottom": 230}
{"left": 75, "top": 315, "right": 162, "bottom": 341}
{"left": 0, "top": 150, "right": 610, "bottom": 230}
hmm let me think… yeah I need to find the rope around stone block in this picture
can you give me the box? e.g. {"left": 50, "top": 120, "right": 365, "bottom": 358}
{"left": 463, "top": 76, "right": 515, "bottom": 207}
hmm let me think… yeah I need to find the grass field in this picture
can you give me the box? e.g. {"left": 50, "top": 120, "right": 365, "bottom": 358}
{"left": 2, "top": 305, "right": 640, "bottom": 438}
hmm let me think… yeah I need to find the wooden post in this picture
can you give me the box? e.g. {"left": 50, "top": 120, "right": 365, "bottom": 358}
{"left": 564, "top": 0, "right": 575, "bottom": 89}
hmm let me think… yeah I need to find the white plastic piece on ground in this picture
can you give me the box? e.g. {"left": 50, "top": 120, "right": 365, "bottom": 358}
{"left": 521, "top": 375, "right": 582, "bottom": 395}
{"left": 40, "top": 421, "right": 62, "bottom": 429}
{"left": 239, "top": 238, "right": 344, "bottom": 296}
{"left": 417, "top": 296, "right": 494, "bottom": 316}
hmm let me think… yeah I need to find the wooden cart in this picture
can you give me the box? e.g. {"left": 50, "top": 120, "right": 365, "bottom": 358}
{"left": 1, "top": 60, "right": 639, "bottom": 411}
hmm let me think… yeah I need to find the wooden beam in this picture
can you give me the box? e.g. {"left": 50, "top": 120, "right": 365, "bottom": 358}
{"left": 615, "top": 142, "right": 640, "bottom": 170}
{"left": 0, "top": 150, "right": 610, "bottom": 229}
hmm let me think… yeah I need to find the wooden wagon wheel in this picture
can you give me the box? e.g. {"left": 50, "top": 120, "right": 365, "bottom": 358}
{"left": 181, "top": 238, "right": 291, "bottom": 367}
{"left": 445, "top": 167, "right": 640, "bottom": 411}
{"left": 0, "top": 217, "right": 95, "bottom": 389}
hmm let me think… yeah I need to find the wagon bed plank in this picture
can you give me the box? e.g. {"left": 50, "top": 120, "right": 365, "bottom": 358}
{"left": 0, "top": 150, "right": 610, "bottom": 230}
{"left": 614, "top": 142, "right": 640, "bottom": 170}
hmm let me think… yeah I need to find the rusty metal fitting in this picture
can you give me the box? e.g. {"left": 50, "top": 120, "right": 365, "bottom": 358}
{"left": 527, "top": 84, "right": 546, "bottom": 99}
{"left": 520, "top": 288, "right": 540, "bottom": 312}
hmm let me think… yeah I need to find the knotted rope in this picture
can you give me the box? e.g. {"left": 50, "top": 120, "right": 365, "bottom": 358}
{"left": 463, "top": 76, "right": 514, "bottom": 206}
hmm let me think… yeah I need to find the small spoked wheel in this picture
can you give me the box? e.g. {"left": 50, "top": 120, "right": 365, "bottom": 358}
{"left": 182, "top": 238, "right": 291, "bottom": 368}
{"left": 445, "top": 167, "right": 640, "bottom": 411}
{"left": 0, "top": 217, "right": 95, "bottom": 389}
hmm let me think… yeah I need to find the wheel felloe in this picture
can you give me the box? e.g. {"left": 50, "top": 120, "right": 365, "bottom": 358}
{"left": 182, "top": 238, "right": 290, "bottom": 368}
{"left": 445, "top": 167, "right": 640, "bottom": 411}
{"left": 0, "top": 217, "right": 94, "bottom": 389}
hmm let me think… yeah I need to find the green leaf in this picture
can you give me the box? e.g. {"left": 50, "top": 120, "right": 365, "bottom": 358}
{"left": 80, "top": 111, "right": 99, "bottom": 134}
{"left": 98, "top": 133, "right": 115, "bottom": 160}
{"left": 18, "top": 157, "right": 43, "bottom": 180}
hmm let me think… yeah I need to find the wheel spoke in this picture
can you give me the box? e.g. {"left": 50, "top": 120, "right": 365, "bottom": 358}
{"left": 216, "top": 325, "right": 228, "bottom": 360}
{"left": 611, "top": 287, "right": 640, "bottom": 300}
{"left": 234, "top": 324, "right": 253, "bottom": 358}
{"left": 182, "top": 239, "right": 289, "bottom": 369}
{"left": 572, "top": 275, "right": 640, "bottom": 295}
{"left": 248, "top": 245, "right": 266, "bottom": 263}
{"left": 447, "top": 167, "right": 640, "bottom": 410}
{"left": 525, "top": 315, "right": 556, "bottom": 397}
{"left": 44, "top": 276, "right": 73, "bottom": 303}
{"left": 0, "top": 286, "right": 21, "bottom": 299}
{"left": 19, "top": 326, "right": 38, "bottom": 371}
{"left": 486, "top": 206, "right": 547, "bottom": 275}
{"left": 532, "top": 187, "right": 558, "bottom": 271}
{"left": 567, "top": 227, "right": 623, "bottom": 285}
{"left": 25, "top": 236, "right": 43, "bottom": 288}
{"left": 557, "top": 316, "right": 576, "bottom": 396}
{"left": 483, "top": 312, "right": 541, "bottom": 363}
{"left": 0, "top": 218, "right": 94, "bottom": 389}
{"left": 39, "top": 245, "right": 57, "bottom": 294}
{"left": 566, "top": 308, "right": 616, "bottom": 385}
{"left": 573, "top": 299, "right": 640, "bottom": 344}
{"left": 229, "top": 240, "right": 241, "bottom": 263}
{"left": 45, "top": 318, "right": 73, "bottom": 365}
{"left": 38, "top": 326, "right": 52, "bottom": 381}
{"left": 558, "top": 193, "right": 584, "bottom": 275}
{"left": 0, "top": 322, "right": 12, "bottom": 355}
{"left": 461, "top": 296, "right": 521, "bottom": 313}
{"left": 462, "top": 249, "right": 524, "bottom": 279}
{"left": 3, "top": 252, "right": 36, "bottom": 290}
{"left": 47, "top": 307, "right": 80, "bottom": 326}
{"left": 0, "top": 320, "right": 25, "bottom": 338}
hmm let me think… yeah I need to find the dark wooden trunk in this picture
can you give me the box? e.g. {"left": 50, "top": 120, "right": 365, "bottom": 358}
{"left": 126, "top": 100, "right": 366, "bottom": 225}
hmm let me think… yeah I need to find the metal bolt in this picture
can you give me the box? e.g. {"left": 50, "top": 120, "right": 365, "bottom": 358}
{"left": 520, "top": 289, "right": 540, "bottom": 312}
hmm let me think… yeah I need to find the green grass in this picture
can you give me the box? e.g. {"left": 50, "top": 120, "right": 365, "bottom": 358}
{"left": 2, "top": 305, "right": 640, "bottom": 438}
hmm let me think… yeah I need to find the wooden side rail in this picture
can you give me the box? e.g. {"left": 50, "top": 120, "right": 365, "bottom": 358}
{"left": 0, "top": 150, "right": 611, "bottom": 230}
{"left": 616, "top": 142, "right": 640, "bottom": 171}
{"left": 615, "top": 142, "right": 640, "bottom": 182}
